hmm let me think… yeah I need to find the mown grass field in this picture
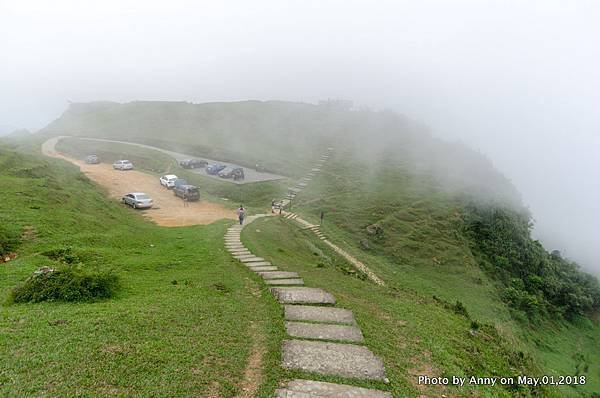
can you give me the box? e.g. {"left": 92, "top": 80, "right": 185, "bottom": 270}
{"left": 0, "top": 144, "right": 283, "bottom": 397}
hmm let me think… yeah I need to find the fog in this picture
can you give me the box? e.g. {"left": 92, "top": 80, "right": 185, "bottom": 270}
{"left": 1, "top": 1, "right": 598, "bottom": 272}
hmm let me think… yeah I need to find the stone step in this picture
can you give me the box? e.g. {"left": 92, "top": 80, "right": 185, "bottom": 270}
{"left": 271, "top": 287, "right": 335, "bottom": 305}
{"left": 282, "top": 340, "right": 386, "bottom": 381}
{"left": 234, "top": 254, "right": 257, "bottom": 260}
{"left": 284, "top": 305, "right": 356, "bottom": 325}
{"left": 276, "top": 379, "right": 391, "bottom": 398}
{"left": 244, "top": 261, "right": 272, "bottom": 267}
{"left": 251, "top": 266, "right": 278, "bottom": 272}
{"left": 240, "top": 257, "right": 265, "bottom": 263}
{"left": 285, "top": 321, "right": 364, "bottom": 343}
{"left": 265, "top": 278, "right": 304, "bottom": 285}
{"left": 230, "top": 251, "right": 252, "bottom": 256}
{"left": 225, "top": 245, "right": 245, "bottom": 250}
{"left": 259, "top": 271, "right": 300, "bottom": 279}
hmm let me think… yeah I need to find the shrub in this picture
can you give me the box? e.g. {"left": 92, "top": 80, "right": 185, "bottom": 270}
{"left": 9, "top": 266, "right": 119, "bottom": 303}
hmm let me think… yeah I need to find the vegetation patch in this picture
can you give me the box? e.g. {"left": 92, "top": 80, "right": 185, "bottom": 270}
{"left": 9, "top": 266, "right": 119, "bottom": 303}
{"left": 0, "top": 224, "right": 21, "bottom": 260}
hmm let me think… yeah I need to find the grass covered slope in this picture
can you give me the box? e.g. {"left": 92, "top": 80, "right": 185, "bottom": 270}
{"left": 0, "top": 144, "right": 281, "bottom": 396}
{"left": 283, "top": 148, "right": 600, "bottom": 397}
{"left": 40, "top": 100, "right": 342, "bottom": 176}
{"left": 243, "top": 218, "right": 550, "bottom": 397}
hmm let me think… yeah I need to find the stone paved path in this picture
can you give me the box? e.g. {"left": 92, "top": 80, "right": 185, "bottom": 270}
{"left": 225, "top": 148, "right": 390, "bottom": 397}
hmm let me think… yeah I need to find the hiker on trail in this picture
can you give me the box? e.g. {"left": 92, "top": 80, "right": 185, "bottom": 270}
{"left": 237, "top": 205, "right": 245, "bottom": 225}
{"left": 271, "top": 199, "right": 276, "bottom": 214}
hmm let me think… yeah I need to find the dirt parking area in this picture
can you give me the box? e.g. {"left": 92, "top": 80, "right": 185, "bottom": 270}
{"left": 42, "top": 137, "right": 235, "bottom": 227}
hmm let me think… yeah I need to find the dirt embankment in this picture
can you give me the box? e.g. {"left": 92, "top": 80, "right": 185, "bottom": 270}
{"left": 42, "top": 137, "right": 235, "bottom": 227}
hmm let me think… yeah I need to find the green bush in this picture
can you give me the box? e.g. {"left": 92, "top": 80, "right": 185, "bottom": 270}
{"left": 464, "top": 203, "right": 600, "bottom": 321}
{"left": 9, "top": 266, "right": 119, "bottom": 303}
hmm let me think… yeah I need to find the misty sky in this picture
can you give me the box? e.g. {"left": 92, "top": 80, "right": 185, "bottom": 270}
{"left": 1, "top": 0, "right": 598, "bottom": 272}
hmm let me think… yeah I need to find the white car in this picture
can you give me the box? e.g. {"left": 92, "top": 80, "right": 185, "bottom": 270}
{"left": 113, "top": 160, "right": 134, "bottom": 170}
{"left": 121, "top": 192, "right": 153, "bottom": 209}
{"left": 159, "top": 174, "right": 178, "bottom": 189}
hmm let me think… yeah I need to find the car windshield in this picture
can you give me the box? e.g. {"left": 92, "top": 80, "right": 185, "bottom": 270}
{"left": 188, "top": 188, "right": 199, "bottom": 193}
{"left": 136, "top": 194, "right": 150, "bottom": 200}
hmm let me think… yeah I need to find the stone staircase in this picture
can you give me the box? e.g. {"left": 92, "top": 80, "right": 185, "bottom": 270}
{"left": 224, "top": 216, "right": 391, "bottom": 397}
{"left": 278, "top": 148, "right": 333, "bottom": 209}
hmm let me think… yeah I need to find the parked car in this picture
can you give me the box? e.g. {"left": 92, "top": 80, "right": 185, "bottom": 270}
{"left": 232, "top": 167, "right": 245, "bottom": 181}
{"left": 173, "top": 178, "right": 188, "bottom": 188}
{"left": 121, "top": 192, "right": 153, "bottom": 209}
{"left": 159, "top": 174, "right": 178, "bottom": 188}
{"left": 255, "top": 163, "right": 266, "bottom": 172}
{"left": 85, "top": 154, "right": 100, "bottom": 164}
{"left": 205, "top": 163, "right": 227, "bottom": 175}
{"left": 113, "top": 160, "right": 133, "bottom": 170}
{"left": 218, "top": 167, "right": 245, "bottom": 180}
{"left": 218, "top": 166, "right": 234, "bottom": 178}
{"left": 180, "top": 159, "right": 208, "bottom": 169}
{"left": 173, "top": 185, "right": 200, "bottom": 201}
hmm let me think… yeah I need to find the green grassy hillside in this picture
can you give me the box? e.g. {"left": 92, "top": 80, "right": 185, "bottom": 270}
{"left": 283, "top": 148, "right": 600, "bottom": 397}
{"left": 0, "top": 144, "right": 282, "bottom": 396}
{"left": 20, "top": 100, "right": 600, "bottom": 396}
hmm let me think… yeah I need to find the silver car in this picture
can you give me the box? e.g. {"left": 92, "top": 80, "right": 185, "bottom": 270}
{"left": 121, "top": 192, "right": 153, "bottom": 209}
{"left": 113, "top": 160, "right": 134, "bottom": 170}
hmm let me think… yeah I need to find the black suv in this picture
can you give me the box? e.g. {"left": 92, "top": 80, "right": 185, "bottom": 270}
{"left": 173, "top": 185, "right": 200, "bottom": 201}
{"left": 180, "top": 159, "right": 208, "bottom": 169}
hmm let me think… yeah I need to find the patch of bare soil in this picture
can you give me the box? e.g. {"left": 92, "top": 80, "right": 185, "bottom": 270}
{"left": 235, "top": 320, "right": 266, "bottom": 398}
{"left": 42, "top": 137, "right": 235, "bottom": 226}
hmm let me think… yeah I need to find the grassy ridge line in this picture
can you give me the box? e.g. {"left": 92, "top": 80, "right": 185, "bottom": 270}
{"left": 0, "top": 144, "right": 282, "bottom": 396}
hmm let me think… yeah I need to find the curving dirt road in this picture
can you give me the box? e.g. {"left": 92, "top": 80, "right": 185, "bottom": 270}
{"left": 42, "top": 137, "right": 235, "bottom": 227}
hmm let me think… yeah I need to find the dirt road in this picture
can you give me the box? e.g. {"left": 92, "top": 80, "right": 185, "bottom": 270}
{"left": 42, "top": 137, "right": 235, "bottom": 227}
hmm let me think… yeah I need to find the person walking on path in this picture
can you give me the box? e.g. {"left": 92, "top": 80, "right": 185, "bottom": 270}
{"left": 237, "top": 205, "right": 246, "bottom": 225}
{"left": 271, "top": 199, "right": 277, "bottom": 214}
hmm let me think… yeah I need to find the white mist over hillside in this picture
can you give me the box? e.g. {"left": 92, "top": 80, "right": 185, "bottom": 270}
{"left": 1, "top": 0, "right": 598, "bottom": 271}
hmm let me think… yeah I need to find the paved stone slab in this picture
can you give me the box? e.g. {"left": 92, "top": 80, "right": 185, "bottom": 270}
{"left": 225, "top": 246, "right": 245, "bottom": 250}
{"left": 285, "top": 321, "right": 364, "bottom": 343}
{"left": 265, "top": 278, "right": 304, "bottom": 285}
{"left": 276, "top": 379, "right": 391, "bottom": 398}
{"left": 282, "top": 340, "right": 386, "bottom": 381}
{"left": 244, "top": 261, "right": 272, "bottom": 267}
{"left": 230, "top": 250, "right": 252, "bottom": 256}
{"left": 284, "top": 305, "right": 356, "bottom": 325}
{"left": 271, "top": 287, "right": 335, "bottom": 304}
{"left": 233, "top": 254, "right": 257, "bottom": 260}
{"left": 251, "top": 266, "right": 278, "bottom": 272}
{"left": 224, "top": 240, "right": 241, "bottom": 244}
{"left": 259, "top": 271, "right": 300, "bottom": 279}
{"left": 240, "top": 256, "right": 265, "bottom": 263}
